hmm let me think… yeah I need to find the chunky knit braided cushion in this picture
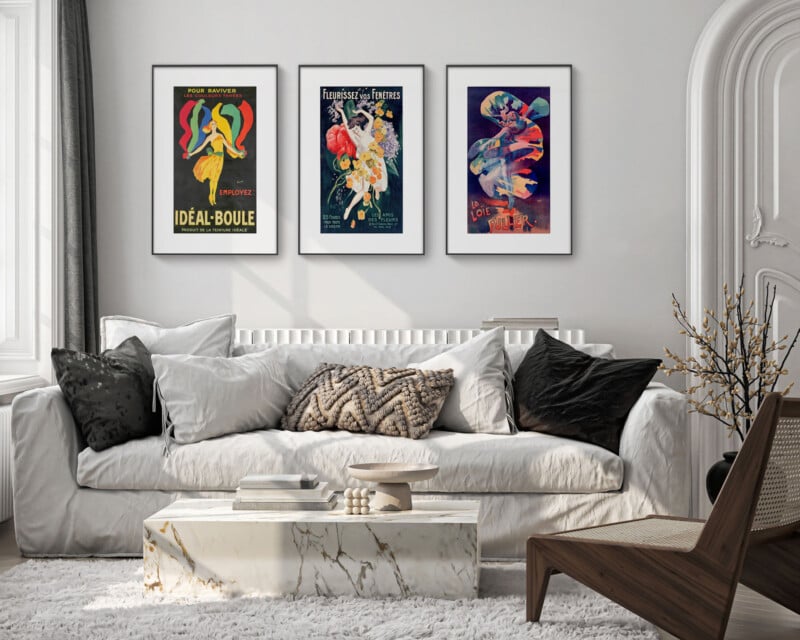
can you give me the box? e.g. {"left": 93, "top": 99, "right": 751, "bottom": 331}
{"left": 282, "top": 363, "right": 454, "bottom": 439}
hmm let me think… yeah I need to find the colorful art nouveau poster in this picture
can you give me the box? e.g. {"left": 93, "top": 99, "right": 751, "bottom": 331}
{"left": 319, "top": 86, "right": 403, "bottom": 234}
{"left": 174, "top": 85, "right": 257, "bottom": 234}
{"left": 446, "top": 66, "right": 571, "bottom": 255}
{"left": 466, "top": 87, "right": 550, "bottom": 235}
{"left": 299, "top": 66, "right": 423, "bottom": 255}
{"left": 152, "top": 65, "right": 277, "bottom": 255}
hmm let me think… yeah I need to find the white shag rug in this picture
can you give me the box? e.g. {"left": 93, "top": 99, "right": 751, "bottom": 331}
{"left": 0, "top": 560, "right": 659, "bottom": 639}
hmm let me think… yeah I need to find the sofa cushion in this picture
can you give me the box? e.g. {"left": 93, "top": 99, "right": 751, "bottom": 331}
{"left": 282, "top": 363, "right": 454, "bottom": 439}
{"left": 76, "top": 428, "right": 624, "bottom": 494}
{"left": 100, "top": 313, "right": 236, "bottom": 355}
{"left": 504, "top": 342, "right": 616, "bottom": 435}
{"left": 51, "top": 337, "right": 161, "bottom": 451}
{"left": 514, "top": 331, "right": 660, "bottom": 453}
{"left": 152, "top": 350, "right": 294, "bottom": 444}
{"left": 232, "top": 342, "right": 452, "bottom": 375}
{"left": 409, "top": 327, "right": 511, "bottom": 434}
{"left": 504, "top": 342, "right": 615, "bottom": 372}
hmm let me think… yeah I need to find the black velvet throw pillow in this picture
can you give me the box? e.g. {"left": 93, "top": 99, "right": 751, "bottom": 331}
{"left": 52, "top": 336, "right": 161, "bottom": 451}
{"left": 513, "top": 330, "right": 660, "bottom": 453}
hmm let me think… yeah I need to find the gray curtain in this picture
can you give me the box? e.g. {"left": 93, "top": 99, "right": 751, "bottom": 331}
{"left": 59, "top": 0, "right": 99, "bottom": 352}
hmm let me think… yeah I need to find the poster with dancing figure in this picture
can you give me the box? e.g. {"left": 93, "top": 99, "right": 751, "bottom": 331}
{"left": 152, "top": 65, "right": 277, "bottom": 255}
{"left": 298, "top": 66, "right": 424, "bottom": 255}
{"left": 446, "top": 66, "right": 571, "bottom": 255}
{"left": 467, "top": 87, "right": 550, "bottom": 235}
{"left": 174, "top": 86, "right": 256, "bottom": 233}
{"left": 319, "top": 86, "right": 403, "bottom": 234}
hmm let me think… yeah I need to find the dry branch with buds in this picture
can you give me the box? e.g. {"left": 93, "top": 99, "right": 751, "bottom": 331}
{"left": 662, "top": 276, "right": 799, "bottom": 441}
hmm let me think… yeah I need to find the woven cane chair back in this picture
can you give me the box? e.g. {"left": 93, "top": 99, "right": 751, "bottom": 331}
{"left": 751, "top": 402, "right": 800, "bottom": 532}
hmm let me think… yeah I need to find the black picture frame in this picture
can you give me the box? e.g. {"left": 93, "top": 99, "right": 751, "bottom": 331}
{"left": 151, "top": 64, "right": 279, "bottom": 255}
{"left": 445, "top": 64, "right": 573, "bottom": 255}
{"left": 298, "top": 64, "right": 425, "bottom": 255}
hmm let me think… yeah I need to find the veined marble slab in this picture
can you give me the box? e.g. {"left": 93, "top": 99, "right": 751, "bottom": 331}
{"left": 144, "top": 499, "right": 480, "bottom": 599}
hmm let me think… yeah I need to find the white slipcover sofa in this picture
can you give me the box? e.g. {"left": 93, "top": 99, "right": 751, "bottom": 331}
{"left": 11, "top": 328, "right": 689, "bottom": 559}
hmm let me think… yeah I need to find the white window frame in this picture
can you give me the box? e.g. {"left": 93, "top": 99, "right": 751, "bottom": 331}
{"left": 0, "top": 0, "right": 61, "bottom": 399}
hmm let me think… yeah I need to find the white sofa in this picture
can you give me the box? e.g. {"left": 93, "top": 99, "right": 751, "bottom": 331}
{"left": 11, "top": 328, "right": 690, "bottom": 559}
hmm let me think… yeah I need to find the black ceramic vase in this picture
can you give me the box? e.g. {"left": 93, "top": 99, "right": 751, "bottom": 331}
{"left": 706, "top": 451, "right": 737, "bottom": 504}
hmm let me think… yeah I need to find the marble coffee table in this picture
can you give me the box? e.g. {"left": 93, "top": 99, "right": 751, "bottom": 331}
{"left": 143, "top": 498, "right": 480, "bottom": 599}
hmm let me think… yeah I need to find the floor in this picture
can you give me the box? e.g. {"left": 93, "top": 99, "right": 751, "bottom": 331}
{"left": 0, "top": 518, "right": 797, "bottom": 638}
{"left": 657, "top": 589, "right": 800, "bottom": 640}
{"left": 0, "top": 519, "right": 24, "bottom": 574}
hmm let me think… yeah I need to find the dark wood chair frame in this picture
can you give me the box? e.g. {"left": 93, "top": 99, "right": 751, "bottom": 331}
{"left": 526, "top": 392, "right": 800, "bottom": 640}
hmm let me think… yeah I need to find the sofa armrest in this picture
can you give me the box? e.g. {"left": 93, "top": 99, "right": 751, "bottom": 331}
{"left": 618, "top": 383, "right": 689, "bottom": 517}
{"left": 12, "top": 386, "right": 82, "bottom": 553}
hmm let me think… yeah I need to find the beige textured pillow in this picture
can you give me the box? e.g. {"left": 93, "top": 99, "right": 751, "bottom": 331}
{"left": 282, "top": 363, "right": 454, "bottom": 439}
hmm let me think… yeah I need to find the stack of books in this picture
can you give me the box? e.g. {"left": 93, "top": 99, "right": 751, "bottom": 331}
{"left": 481, "top": 317, "right": 559, "bottom": 330}
{"left": 232, "top": 474, "right": 337, "bottom": 511}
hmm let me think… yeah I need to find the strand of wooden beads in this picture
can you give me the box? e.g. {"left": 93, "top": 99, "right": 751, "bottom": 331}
{"left": 344, "top": 487, "right": 371, "bottom": 515}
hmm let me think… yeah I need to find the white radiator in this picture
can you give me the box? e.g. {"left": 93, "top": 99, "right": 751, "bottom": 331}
{"left": 235, "top": 327, "right": 585, "bottom": 347}
{"left": 0, "top": 404, "right": 11, "bottom": 522}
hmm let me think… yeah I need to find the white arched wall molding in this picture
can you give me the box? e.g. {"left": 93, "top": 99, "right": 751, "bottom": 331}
{"left": 687, "top": 0, "right": 800, "bottom": 516}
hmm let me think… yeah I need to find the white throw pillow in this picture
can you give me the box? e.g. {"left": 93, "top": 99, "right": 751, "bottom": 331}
{"left": 234, "top": 343, "right": 452, "bottom": 389}
{"left": 100, "top": 314, "right": 236, "bottom": 356}
{"left": 505, "top": 341, "right": 615, "bottom": 372}
{"left": 152, "top": 350, "right": 292, "bottom": 444}
{"left": 409, "top": 327, "right": 511, "bottom": 434}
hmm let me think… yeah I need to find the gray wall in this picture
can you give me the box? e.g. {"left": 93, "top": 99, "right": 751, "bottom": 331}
{"left": 88, "top": 0, "right": 723, "bottom": 361}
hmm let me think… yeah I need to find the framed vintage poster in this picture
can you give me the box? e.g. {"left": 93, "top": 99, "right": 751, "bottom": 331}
{"left": 446, "top": 65, "right": 572, "bottom": 255}
{"left": 298, "top": 65, "right": 424, "bottom": 254}
{"left": 152, "top": 65, "right": 278, "bottom": 254}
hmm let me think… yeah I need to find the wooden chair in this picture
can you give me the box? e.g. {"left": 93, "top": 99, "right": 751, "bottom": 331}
{"left": 526, "top": 392, "right": 800, "bottom": 640}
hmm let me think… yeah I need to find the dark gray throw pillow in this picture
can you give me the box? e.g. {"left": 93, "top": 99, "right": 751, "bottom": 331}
{"left": 513, "top": 330, "right": 660, "bottom": 453}
{"left": 51, "top": 336, "right": 161, "bottom": 451}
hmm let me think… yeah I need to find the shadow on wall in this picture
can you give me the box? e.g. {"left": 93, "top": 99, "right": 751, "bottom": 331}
{"left": 232, "top": 257, "right": 311, "bottom": 326}
{"left": 231, "top": 255, "right": 426, "bottom": 329}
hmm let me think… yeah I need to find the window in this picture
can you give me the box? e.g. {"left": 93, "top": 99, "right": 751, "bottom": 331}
{"left": 0, "top": 0, "right": 59, "bottom": 398}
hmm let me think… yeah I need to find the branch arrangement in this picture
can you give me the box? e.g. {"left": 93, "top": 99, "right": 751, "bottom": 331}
{"left": 663, "top": 276, "right": 799, "bottom": 441}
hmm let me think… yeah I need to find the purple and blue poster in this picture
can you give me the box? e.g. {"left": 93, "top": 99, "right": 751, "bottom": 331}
{"left": 466, "top": 87, "right": 550, "bottom": 235}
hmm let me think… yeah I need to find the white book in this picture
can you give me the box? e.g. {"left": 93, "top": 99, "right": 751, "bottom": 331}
{"left": 481, "top": 317, "right": 559, "bottom": 330}
{"left": 233, "top": 495, "right": 338, "bottom": 511}
{"left": 238, "top": 474, "right": 318, "bottom": 490}
{"left": 235, "top": 489, "right": 336, "bottom": 504}
{"left": 236, "top": 482, "right": 330, "bottom": 501}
